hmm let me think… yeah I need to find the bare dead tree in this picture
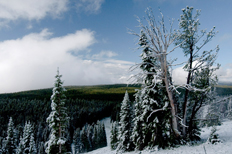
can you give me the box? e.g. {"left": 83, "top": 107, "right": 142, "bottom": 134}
{"left": 130, "top": 8, "right": 185, "bottom": 137}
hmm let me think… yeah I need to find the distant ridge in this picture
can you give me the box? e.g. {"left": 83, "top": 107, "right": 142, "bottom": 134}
{"left": 0, "top": 84, "right": 141, "bottom": 101}
{"left": 218, "top": 82, "right": 232, "bottom": 86}
{"left": 1, "top": 83, "right": 232, "bottom": 100}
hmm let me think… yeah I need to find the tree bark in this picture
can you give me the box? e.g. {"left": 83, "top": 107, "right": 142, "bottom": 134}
{"left": 162, "top": 55, "right": 180, "bottom": 137}
{"left": 182, "top": 43, "right": 193, "bottom": 137}
{"left": 188, "top": 94, "right": 204, "bottom": 138}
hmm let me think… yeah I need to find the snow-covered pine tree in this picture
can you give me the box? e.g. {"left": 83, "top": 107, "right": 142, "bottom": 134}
{"left": 110, "top": 121, "right": 119, "bottom": 150}
{"left": 176, "top": 6, "right": 220, "bottom": 138}
{"left": 137, "top": 83, "right": 171, "bottom": 149}
{"left": 99, "top": 122, "right": 107, "bottom": 148}
{"left": 93, "top": 121, "right": 107, "bottom": 149}
{"left": 92, "top": 125, "right": 98, "bottom": 150}
{"left": 29, "top": 132, "right": 37, "bottom": 154}
{"left": 16, "top": 136, "right": 24, "bottom": 154}
{"left": 65, "top": 128, "right": 72, "bottom": 152}
{"left": 187, "top": 66, "right": 217, "bottom": 141}
{"left": 227, "top": 97, "right": 232, "bottom": 119}
{"left": 87, "top": 124, "right": 94, "bottom": 150}
{"left": 16, "top": 121, "right": 34, "bottom": 154}
{"left": 132, "top": 8, "right": 184, "bottom": 138}
{"left": 3, "top": 117, "right": 16, "bottom": 154}
{"left": 116, "top": 91, "right": 134, "bottom": 153}
{"left": 13, "top": 127, "right": 20, "bottom": 150}
{"left": 23, "top": 122, "right": 32, "bottom": 153}
{"left": 80, "top": 125, "right": 91, "bottom": 152}
{"left": 73, "top": 127, "right": 82, "bottom": 154}
{"left": 45, "top": 69, "right": 69, "bottom": 154}
{"left": 132, "top": 30, "right": 172, "bottom": 149}
{"left": 96, "top": 121, "right": 102, "bottom": 149}
{"left": 132, "top": 89, "right": 145, "bottom": 150}
{"left": 74, "top": 121, "right": 107, "bottom": 153}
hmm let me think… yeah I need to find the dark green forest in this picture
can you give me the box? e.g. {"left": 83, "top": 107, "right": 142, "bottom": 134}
{"left": 0, "top": 84, "right": 231, "bottom": 153}
{"left": 0, "top": 84, "right": 140, "bottom": 101}
{"left": 0, "top": 84, "right": 230, "bottom": 132}
{"left": 0, "top": 84, "right": 140, "bottom": 153}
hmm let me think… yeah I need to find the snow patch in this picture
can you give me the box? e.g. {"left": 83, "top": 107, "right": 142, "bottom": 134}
{"left": 86, "top": 118, "right": 232, "bottom": 154}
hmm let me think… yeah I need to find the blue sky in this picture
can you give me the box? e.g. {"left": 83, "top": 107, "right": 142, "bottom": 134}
{"left": 0, "top": 0, "right": 231, "bottom": 93}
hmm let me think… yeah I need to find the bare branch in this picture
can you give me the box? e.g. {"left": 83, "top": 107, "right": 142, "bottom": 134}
{"left": 175, "top": 115, "right": 189, "bottom": 128}
{"left": 167, "top": 38, "right": 186, "bottom": 54}
{"left": 147, "top": 102, "right": 169, "bottom": 122}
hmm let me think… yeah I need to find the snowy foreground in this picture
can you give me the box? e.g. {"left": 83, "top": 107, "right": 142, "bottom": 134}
{"left": 86, "top": 117, "right": 232, "bottom": 154}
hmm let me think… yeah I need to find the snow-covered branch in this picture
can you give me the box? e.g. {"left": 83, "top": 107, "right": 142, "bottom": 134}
{"left": 175, "top": 115, "right": 189, "bottom": 128}
{"left": 171, "top": 84, "right": 211, "bottom": 93}
{"left": 146, "top": 102, "right": 169, "bottom": 122}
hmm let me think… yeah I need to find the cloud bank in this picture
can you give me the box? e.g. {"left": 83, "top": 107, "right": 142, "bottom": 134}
{"left": 0, "top": 0, "right": 68, "bottom": 23}
{"left": 0, "top": 0, "right": 106, "bottom": 27}
{"left": 0, "top": 29, "right": 133, "bottom": 93}
{"left": 216, "top": 64, "right": 232, "bottom": 83}
{"left": 172, "top": 64, "right": 232, "bottom": 85}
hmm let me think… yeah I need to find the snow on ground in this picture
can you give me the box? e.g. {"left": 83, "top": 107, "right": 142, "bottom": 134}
{"left": 86, "top": 118, "right": 232, "bottom": 154}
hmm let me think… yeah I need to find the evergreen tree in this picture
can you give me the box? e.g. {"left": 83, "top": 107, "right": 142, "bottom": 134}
{"left": 16, "top": 121, "right": 34, "bottom": 154}
{"left": 95, "top": 121, "right": 107, "bottom": 149}
{"left": 16, "top": 136, "right": 24, "bottom": 154}
{"left": 132, "top": 30, "right": 172, "bottom": 149}
{"left": 73, "top": 121, "right": 107, "bottom": 153}
{"left": 45, "top": 69, "right": 69, "bottom": 154}
{"left": 87, "top": 124, "right": 94, "bottom": 150}
{"left": 99, "top": 122, "right": 107, "bottom": 148}
{"left": 29, "top": 133, "right": 37, "bottom": 154}
{"left": 96, "top": 121, "right": 102, "bottom": 148}
{"left": 3, "top": 117, "right": 16, "bottom": 154}
{"left": 23, "top": 122, "right": 33, "bottom": 153}
{"left": 73, "top": 128, "right": 82, "bottom": 154}
{"left": 116, "top": 91, "right": 134, "bottom": 153}
{"left": 92, "top": 125, "right": 98, "bottom": 150}
{"left": 187, "top": 67, "right": 216, "bottom": 141}
{"left": 80, "top": 125, "right": 91, "bottom": 152}
{"left": 132, "top": 90, "right": 145, "bottom": 150}
{"left": 13, "top": 128, "right": 20, "bottom": 150}
{"left": 110, "top": 121, "right": 119, "bottom": 150}
{"left": 138, "top": 86, "right": 171, "bottom": 148}
{"left": 176, "top": 6, "right": 220, "bottom": 138}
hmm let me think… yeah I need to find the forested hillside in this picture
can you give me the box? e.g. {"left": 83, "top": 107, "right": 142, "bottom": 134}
{"left": 0, "top": 84, "right": 140, "bottom": 101}
{"left": 0, "top": 84, "right": 139, "bottom": 153}
{"left": 0, "top": 83, "right": 231, "bottom": 153}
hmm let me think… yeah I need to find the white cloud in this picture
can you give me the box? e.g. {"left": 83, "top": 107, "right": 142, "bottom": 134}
{"left": 172, "top": 63, "right": 232, "bottom": 85}
{"left": 172, "top": 66, "right": 188, "bottom": 85}
{"left": 216, "top": 64, "right": 232, "bottom": 83}
{"left": 91, "top": 51, "right": 118, "bottom": 59}
{"left": 0, "top": 0, "right": 68, "bottom": 23}
{"left": 0, "top": 29, "right": 133, "bottom": 93}
{"left": 76, "top": 0, "right": 104, "bottom": 14}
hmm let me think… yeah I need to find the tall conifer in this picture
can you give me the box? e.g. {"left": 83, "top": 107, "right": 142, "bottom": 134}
{"left": 117, "top": 91, "right": 134, "bottom": 153}
{"left": 45, "top": 69, "right": 69, "bottom": 154}
{"left": 3, "top": 117, "right": 16, "bottom": 154}
{"left": 110, "top": 121, "right": 119, "bottom": 150}
{"left": 16, "top": 121, "right": 35, "bottom": 154}
{"left": 132, "top": 30, "right": 172, "bottom": 149}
